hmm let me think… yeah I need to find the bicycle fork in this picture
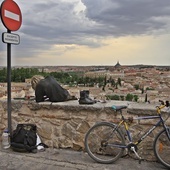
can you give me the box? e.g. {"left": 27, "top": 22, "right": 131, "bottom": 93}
{"left": 165, "top": 126, "right": 170, "bottom": 140}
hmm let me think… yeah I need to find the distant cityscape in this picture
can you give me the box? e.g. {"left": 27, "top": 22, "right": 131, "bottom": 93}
{"left": 0, "top": 62, "right": 170, "bottom": 103}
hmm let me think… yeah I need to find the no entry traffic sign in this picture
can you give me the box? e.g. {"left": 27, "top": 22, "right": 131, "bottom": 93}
{"left": 1, "top": 0, "right": 22, "bottom": 31}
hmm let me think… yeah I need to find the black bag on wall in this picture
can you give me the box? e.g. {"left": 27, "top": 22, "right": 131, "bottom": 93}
{"left": 11, "top": 124, "right": 37, "bottom": 152}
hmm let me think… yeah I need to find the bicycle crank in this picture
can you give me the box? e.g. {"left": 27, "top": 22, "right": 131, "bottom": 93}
{"left": 127, "top": 143, "right": 143, "bottom": 164}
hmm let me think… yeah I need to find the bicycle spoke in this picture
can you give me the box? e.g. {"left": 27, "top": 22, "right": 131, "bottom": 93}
{"left": 154, "top": 129, "right": 170, "bottom": 168}
{"left": 85, "top": 122, "right": 125, "bottom": 164}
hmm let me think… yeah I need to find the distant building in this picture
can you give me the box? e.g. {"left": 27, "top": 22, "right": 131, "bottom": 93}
{"left": 115, "top": 61, "right": 121, "bottom": 68}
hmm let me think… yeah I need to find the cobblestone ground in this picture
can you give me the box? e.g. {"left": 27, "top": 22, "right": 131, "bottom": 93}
{"left": 0, "top": 148, "right": 166, "bottom": 170}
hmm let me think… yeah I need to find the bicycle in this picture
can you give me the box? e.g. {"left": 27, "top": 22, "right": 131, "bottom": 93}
{"left": 84, "top": 100, "right": 170, "bottom": 168}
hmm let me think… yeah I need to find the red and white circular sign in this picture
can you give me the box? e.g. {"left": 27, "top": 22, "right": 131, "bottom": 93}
{"left": 1, "top": 0, "right": 22, "bottom": 31}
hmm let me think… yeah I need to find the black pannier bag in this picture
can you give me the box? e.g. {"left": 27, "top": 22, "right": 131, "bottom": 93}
{"left": 11, "top": 124, "right": 37, "bottom": 152}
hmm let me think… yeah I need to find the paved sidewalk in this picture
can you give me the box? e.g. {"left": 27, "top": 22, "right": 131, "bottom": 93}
{"left": 0, "top": 147, "right": 167, "bottom": 170}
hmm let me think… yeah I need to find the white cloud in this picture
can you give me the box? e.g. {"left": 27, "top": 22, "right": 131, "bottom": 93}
{"left": 0, "top": 0, "right": 170, "bottom": 66}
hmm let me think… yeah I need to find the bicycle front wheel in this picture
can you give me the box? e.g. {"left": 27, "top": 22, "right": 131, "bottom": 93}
{"left": 85, "top": 122, "right": 125, "bottom": 164}
{"left": 154, "top": 129, "right": 170, "bottom": 168}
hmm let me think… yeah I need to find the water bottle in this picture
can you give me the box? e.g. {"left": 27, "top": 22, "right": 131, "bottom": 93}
{"left": 2, "top": 129, "right": 10, "bottom": 149}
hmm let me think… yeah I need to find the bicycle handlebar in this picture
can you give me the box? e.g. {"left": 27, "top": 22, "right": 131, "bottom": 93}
{"left": 156, "top": 100, "right": 170, "bottom": 114}
{"left": 159, "top": 100, "right": 169, "bottom": 107}
{"left": 165, "top": 101, "right": 170, "bottom": 107}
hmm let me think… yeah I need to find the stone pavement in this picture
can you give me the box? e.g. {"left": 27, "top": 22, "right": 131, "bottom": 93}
{"left": 0, "top": 147, "right": 167, "bottom": 170}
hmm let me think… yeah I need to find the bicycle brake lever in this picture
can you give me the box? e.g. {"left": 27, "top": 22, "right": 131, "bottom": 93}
{"left": 166, "top": 101, "right": 169, "bottom": 107}
{"left": 159, "top": 100, "right": 164, "bottom": 105}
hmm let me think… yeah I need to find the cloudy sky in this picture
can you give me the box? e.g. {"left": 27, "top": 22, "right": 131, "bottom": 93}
{"left": 0, "top": 0, "right": 170, "bottom": 66}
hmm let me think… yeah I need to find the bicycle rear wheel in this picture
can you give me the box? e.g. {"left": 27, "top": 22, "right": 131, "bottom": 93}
{"left": 85, "top": 122, "right": 125, "bottom": 164}
{"left": 154, "top": 129, "right": 170, "bottom": 168}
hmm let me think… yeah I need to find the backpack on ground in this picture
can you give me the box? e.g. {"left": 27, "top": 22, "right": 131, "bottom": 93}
{"left": 11, "top": 124, "right": 38, "bottom": 152}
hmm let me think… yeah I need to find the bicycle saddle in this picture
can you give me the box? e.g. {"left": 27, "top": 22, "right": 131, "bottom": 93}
{"left": 111, "top": 105, "right": 127, "bottom": 111}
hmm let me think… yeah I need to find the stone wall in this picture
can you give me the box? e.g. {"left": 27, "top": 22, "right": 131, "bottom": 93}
{"left": 0, "top": 100, "right": 169, "bottom": 161}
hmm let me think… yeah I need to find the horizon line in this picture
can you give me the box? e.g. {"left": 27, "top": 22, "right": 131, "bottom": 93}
{"left": 0, "top": 64, "right": 170, "bottom": 67}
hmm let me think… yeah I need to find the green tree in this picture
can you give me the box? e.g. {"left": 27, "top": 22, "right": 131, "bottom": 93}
{"left": 133, "top": 95, "right": 139, "bottom": 102}
{"left": 120, "top": 95, "right": 124, "bottom": 101}
{"left": 126, "top": 94, "right": 133, "bottom": 101}
{"left": 134, "top": 84, "right": 139, "bottom": 90}
{"left": 117, "top": 78, "right": 121, "bottom": 86}
{"left": 145, "top": 93, "right": 148, "bottom": 102}
{"left": 106, "top": 95, "right": 120, "bottom": 100}
{"left": 110, "top": 79, "right": 116, "bottom": 87}
{"left": 0, "top": 68, "right": 7, "bottom": 82}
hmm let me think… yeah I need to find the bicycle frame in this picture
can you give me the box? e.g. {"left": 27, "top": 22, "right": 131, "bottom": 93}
{"left": 116, "top": 113, "right": 170, "bottom": 148}
{"left": 107, "top": 112, "right": 170, "bottom": 150}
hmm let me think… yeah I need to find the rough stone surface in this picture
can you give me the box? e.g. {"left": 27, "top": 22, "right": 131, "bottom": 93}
{"left": 0, "top": 99, "right": 169, "bottom": 161}
{"left": 0, "top": 147, "right": 166, "bottom": 170}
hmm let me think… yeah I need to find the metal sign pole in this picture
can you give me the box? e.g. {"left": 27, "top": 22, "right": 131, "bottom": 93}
{"left": 1, "top": 0, "right": 22, "bottom": 136}
{"left": 7, "top": 29, "right": 12, "bottom": 135}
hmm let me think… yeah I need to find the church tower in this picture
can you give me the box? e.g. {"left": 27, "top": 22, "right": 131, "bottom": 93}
{"left": 115, "top": 61, "right": 121, "bottom": 68}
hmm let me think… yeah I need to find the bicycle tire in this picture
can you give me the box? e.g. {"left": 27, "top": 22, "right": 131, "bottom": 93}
{"left": 85, "top": 121, "right": 125, "bottom": 164}
{"left": 153, "top": 129, "right": 170, "bottom": 168}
